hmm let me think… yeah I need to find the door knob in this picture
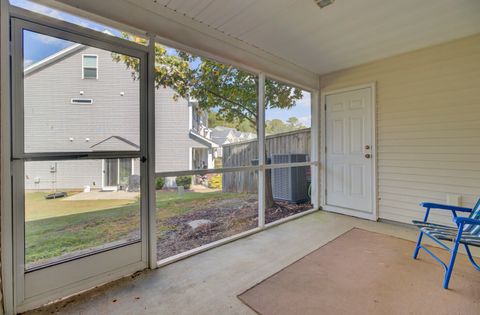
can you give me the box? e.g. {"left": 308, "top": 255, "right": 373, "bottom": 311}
{"left": 365, "top": 154, "right": 371, "bottom": 159}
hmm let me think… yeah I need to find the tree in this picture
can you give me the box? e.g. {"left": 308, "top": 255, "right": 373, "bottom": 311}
{"left": 207, "top": 111, "right": 256, "bottom": 133}
{"left": 113, "top": 38, "right": 303, "bottom": 208}
{"left": 287, "top": 117, "right": 302, "bottom": 129}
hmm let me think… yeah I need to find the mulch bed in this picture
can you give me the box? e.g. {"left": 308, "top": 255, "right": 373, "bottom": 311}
{"left": 157, "top": 197, "right": 312, "bottom": 260}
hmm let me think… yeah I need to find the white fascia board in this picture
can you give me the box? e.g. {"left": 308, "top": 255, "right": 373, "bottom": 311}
{"left": 24, "top": 43, "right": 84, "bottom": 76}
{"left": 37, "top": 0, "right": 319, "bottom": 91}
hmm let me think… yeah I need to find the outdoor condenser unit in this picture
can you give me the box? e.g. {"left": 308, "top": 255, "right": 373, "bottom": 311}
{"left": 271, "top": 154, "right": 309, "bottom": 203}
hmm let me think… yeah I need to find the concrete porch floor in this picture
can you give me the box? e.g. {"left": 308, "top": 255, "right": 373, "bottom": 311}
{"left": 24, "top": 211, "right": 479, "bottom": 314}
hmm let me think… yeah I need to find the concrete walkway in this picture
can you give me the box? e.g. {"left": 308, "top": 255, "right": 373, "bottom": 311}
{"left": 24, "top": 211, "right": 479, "bottom": 315}
{"left": 65, "top": 190, "right": 139, "bottom": 201}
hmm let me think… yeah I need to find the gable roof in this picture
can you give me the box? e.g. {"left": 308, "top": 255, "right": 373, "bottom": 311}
{"left": 189, "top": 130, "right": 218, "bottom": 148}
{"left": 210, "top": 126, "right": 234, "bottom": 145}
{"left": 90, "top": 136, "right": 140, "bottom": 151}
{"left": 210, "top": 126, "right": 255, "bottom": 145}
{"left": 24, "top": 43, "right": 85, "bottom": 77}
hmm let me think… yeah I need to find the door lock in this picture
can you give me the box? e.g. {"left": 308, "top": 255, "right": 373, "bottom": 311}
{"left": 365, "top": 154, "right": 371, "bottom": 159}
{"left": 365, "top": 145, "right": 370, "bottom": 150}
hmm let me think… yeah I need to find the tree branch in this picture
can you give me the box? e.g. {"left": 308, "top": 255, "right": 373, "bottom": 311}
{"left": 201, "top": 87, "right": 257, "bottom": 119}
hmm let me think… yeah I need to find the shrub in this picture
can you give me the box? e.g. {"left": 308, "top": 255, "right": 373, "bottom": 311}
{"left": 208, "top": 174, "right": 222, "bottom": 189}
{"left": 175, "top": 176, "right": 192, "bottom": 189}
{"left": 156, "top": 177, "right": 165, "bottom": 190}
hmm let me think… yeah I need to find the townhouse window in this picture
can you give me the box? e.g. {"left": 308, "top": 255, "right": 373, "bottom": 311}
{"left": 82, "top": 55, "right": 98, "bottom": 79}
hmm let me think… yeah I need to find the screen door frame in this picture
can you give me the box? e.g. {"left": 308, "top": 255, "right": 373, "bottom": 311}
{"left": 10, "top": 15, "right": 151, "bottom": 312}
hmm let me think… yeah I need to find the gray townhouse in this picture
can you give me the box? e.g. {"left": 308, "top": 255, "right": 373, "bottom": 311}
{"left": 24, "top": 43, "right": 217, "bottom": 191}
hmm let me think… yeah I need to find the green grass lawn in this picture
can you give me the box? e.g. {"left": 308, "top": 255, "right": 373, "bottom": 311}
{"left": 25, "top": 191, "right": 135, "bottom": 221}
{"left": 25, "top": 190, "right": 237, "bottom": 267}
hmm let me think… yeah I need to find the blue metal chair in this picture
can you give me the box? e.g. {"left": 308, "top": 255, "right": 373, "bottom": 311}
{"left": 412, "top": 199, "right": 480, "bottom": 289}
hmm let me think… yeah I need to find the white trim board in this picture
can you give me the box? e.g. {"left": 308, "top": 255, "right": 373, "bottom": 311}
{"left": 320, "top": 83, "right": 378, "bottom": 221}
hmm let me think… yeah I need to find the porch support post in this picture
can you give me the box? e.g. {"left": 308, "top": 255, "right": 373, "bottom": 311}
{"left": 257, "top": 73, "right": 266, "bottom": 228}
{"left": 147, "top": 34, "right": 157, "bottom": 269}
{"left": 311, "top": 90, "right": 320, "bottom": 209}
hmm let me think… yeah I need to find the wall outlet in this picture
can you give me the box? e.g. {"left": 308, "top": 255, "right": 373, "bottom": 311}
{"left": 446, "top": 194, "right": 461, "bottom": 206}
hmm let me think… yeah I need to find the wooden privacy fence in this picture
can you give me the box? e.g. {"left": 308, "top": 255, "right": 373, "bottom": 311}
{"left": 222, "top": 128, "right": 311, "bottom": 193}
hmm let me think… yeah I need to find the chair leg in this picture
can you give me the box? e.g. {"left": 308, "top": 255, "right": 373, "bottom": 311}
{"left": 413, "top": 231, "right": 424, "bottom": 259}
{"left": 464, "top": 244, "right": 480, "bottom": 271}
{"left": 443, "top": 239, "right": 461, "bottom": 289}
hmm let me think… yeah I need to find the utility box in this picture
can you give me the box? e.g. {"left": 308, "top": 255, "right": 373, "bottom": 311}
{"left": 271, "top": 154, "right": 309, "bottom": 203}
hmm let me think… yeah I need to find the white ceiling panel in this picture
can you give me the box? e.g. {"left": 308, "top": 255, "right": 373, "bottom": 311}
{"left": 51, "top": 0, "right": 480, "bottom": 76}
{"left": 142, "top": 0, "right": 480, "bottom": 74}
{"left": 193, "top": 0, "right": 258, "bottom": 30}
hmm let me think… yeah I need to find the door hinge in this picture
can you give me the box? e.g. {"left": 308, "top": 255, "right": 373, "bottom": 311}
{"left": 9, "top": 41, "right": 13, "bottom": 56}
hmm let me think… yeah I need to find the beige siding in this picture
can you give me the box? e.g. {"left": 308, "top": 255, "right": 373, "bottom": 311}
{"left": 320, "top": 34, "right": 480, "bottom": 225}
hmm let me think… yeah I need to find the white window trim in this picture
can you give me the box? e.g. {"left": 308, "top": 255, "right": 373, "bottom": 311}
{"left": 81, "top": 54, "right": 98, "bottom": 79}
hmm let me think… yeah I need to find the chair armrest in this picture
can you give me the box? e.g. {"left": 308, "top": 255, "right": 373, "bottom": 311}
{"left": 420, "top": 202, "right": 472, "bottom": 213}
{"left": 419, "top": 202, "right": 472, "bottom": 223}
{"left": 454, "top": 217, "right": 480, "bottom": 226}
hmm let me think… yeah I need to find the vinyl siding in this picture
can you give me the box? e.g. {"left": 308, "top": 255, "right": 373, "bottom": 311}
{"left": 155, "top": 90, "right": 207, "bottom": 173}
{"left": 24, "top": 46, "right": 141, "bottom": 153}
{"left": 24, "top": 45, "right": 206, "bottom": 189}
{"left": 25, "top": 160, "right": 102, "bottom": 190}
{"left": 320, "top": 33, "right": 480, "bottom": 225}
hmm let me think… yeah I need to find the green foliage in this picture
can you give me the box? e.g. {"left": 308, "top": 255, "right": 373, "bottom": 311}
{"left": 265, "top": 117, "right": 307, "bottom": 135}
{"left": 207, "top": 111, "right": 256, "bottom": 133}
{"left": 156, "top": 177, "right": 165, "bottom": 190}
{"left": 113, "top": 36, "right": 304, "bottom": 130}
{"left": 208, "top": 174, "right": 223, "bottom": 189}
{"left": 175, "top": 176, "right": 192, "bottom": 189}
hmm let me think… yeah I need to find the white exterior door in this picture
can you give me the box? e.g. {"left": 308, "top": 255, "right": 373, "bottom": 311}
{"left": 325, "top": 87, "right": 375, "bottom": 219}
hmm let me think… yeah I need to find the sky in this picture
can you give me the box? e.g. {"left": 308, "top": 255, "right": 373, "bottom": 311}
{"left": 13, "top": 0, "right": 311, "bottom": 126}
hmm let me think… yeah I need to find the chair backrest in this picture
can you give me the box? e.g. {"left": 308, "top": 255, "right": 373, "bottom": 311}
{"left": 465, "top": 199, "right": 480, "bottom": 234}
{"left": 469, "top": 199, "right": 480, "bottom": 220}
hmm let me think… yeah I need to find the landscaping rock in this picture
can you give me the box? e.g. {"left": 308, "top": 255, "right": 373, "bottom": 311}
{"left": 187, "top": 219, "right": 213, "bottom": 230}
{"left": 157, "top": 197, "right": 312, "bottom": 261}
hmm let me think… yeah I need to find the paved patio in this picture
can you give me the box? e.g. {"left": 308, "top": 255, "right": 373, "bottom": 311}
{"left": 24, "top": 211, "right": 480, "bottom": 315}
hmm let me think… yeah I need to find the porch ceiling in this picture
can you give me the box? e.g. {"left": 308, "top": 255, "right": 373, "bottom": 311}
{"left": 42, "top": 0, "right": 480, "bottom": 77}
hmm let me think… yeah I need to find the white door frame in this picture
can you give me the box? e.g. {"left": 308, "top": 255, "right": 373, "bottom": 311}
{"left": 102, "top": 159, "right": 119, "bottom": 191}
{"left": 320, "top": 83, "right": 378, "bottom": 221}
{"left": 101, "top": 158, "right": 134, "bottom": 191}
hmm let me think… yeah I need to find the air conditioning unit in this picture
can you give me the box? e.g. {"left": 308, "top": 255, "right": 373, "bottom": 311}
{"left": 271, "top": 154, "right": 309, "bottom": 203}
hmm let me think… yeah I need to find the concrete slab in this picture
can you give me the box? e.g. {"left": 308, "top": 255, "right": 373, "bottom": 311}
{"left": 22, "top": 211, "right": 479, "bottom": 315}
{"left": 64, "top": 191, "right": 140, "bottom": 201}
